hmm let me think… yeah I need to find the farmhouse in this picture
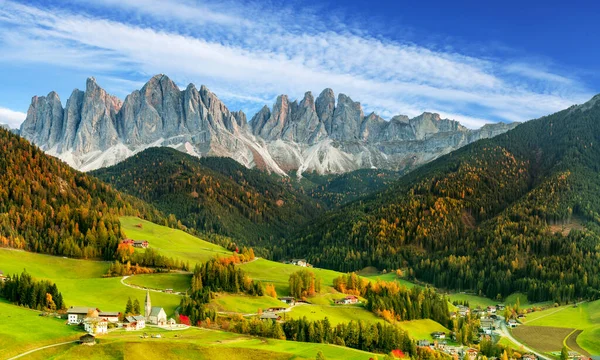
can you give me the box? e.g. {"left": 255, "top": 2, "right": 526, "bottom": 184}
{"left": 480, "top": 318, "right": 495, "bottom": 334}
{"left": 80, "top": 333, "right": 96, "bottom": 346}
{"left": 335, "top": 295, "right": 359, "bottom": 305}
{"left": 487, "top": 306, "right": 497, "bottom": 314}
{"left": 124, "top": 315, "right": 146, "bottom": 330}
{"left": 497, "top": 304, "right": 506, "bottom": 311}
{"left": 260, "top": 313, "right": 281, "bottom": 321}
{"left": 507, "top": 319, "right": 518, "bottom": 328}
{"left": 416, "top": 340, "right": 431, "bottom": 347}
{"left": 83, "top": 317, "right": 108, "bottom": 335}
{"left": 0, "top": 270, "right": 6, "bottom": 282}
{"left": 167, "top": 318, "right": 177, "bottom": 326}
{"left": 133, "top": 240, "right": 149, "bottom": 248}
{"left": 121, "top": 239, "right": 135, "bottom": 246}
{"left": 431, "top": 331, "right": 446, "bottom": 340}
{"left": 279, "top": 297, "right": 295, "bottom": 305}
{"left": 291, "top": 259, "right": 308, "bottom": 267}
{"left": 67, "top": 307, "right": 98, "bottom": 324}
{"left": 522, "top": 354, "right": 537, "bottom": 360}
{"left": 267, "top": 307, "right": 287, "bottom": 312}
{"left": 457, "top": 305, "right": 470, "bottom": 317}
{"left": 466, "top": 348, "right": 478, "bottom": 360}
{"left": 99, "top": 311, "right": 120, "bottom": 323}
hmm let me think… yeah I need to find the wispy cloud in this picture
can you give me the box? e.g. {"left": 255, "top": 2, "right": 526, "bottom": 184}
{"left": 0, "top": 0, "right": 594, "bottom": 129}
{"left": 0, "top": 107, "right": 27, "bottom": 128}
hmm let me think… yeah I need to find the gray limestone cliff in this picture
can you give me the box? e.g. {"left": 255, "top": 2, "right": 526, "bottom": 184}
{"left": 20, "top": 75, "right": 519, "bottom": 175}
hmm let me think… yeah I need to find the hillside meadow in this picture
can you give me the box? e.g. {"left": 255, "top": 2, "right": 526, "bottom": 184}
{"left": 24, "top": 326, "right": 380, "bottom": 360}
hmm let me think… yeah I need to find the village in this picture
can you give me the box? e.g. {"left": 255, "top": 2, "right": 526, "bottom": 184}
{"left": 66, "top": 289, "right": 185, "bottom": 344}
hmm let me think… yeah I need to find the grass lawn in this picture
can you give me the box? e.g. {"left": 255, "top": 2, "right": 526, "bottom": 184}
{"left": 38, "top": 326, "right": 380, "bottom": 360}
{"left": 125, "top": 273, "right": 192, "bottom": 293}
{"left": 447, "top": 293, "right": 498, "bottom": 308}
{"left": 0, "top": 248, "right": 181, "bottom": 317}
{"left": 0, "top": 300, "right": 84, "bottom": 359}
{"left": 518, "top": 300, "right": 600, "bottom": 355}
{"left": 287, "top": 304, "right": 383, "bottom": 325}
{"left": 209, "top": 293, "right": 288, "bottom": 314}
{"left": 120, "top": 216, "right": 232, "bottom": 265}
{"left": 397, "top": 319, "right": 451, "bottom": 341}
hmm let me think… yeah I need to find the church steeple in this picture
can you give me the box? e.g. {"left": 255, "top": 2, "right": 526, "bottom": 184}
{"left": 145, "top": 289, "right": 151, "bottom": 319}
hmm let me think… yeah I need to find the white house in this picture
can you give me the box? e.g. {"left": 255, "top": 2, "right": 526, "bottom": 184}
{"left": 67, "top": 307, "right": 97, "bottom": 324}
{"left": 125, "top": 315, "right": 146, "bottom": 330}
{"left": 99, "top": 311, "right": 120, "bottom": 323}
{"left": 291, "top": 259, "right": 307, "bottom": 267}
{"left": 83, "top": 317, "right": 108, "bottom": 335}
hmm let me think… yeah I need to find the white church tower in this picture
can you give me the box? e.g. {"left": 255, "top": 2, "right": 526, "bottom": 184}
{"left": 145, "top": 289, "right": 151, "bottom": 319}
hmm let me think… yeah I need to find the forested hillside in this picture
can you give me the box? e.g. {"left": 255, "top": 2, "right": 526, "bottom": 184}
{"left": 291, "top": 95, "right": 600, "bottom": 303}
{"left": 92, "top": 148, "right": 322, "bottom": 248}
{"left": 296, "top": 169, "right": 402, "bottom": 206}
{"left": 0, "top": 128, "right": 164, "bottom": 259}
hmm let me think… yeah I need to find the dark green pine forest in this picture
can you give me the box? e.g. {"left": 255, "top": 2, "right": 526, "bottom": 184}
{"left": 0, "top": 127, "right": 165, "bottom": 259}
{"left": 92, "top": 147, "right": 322, "bottom": 250}
{"left": 290, "top": 95, "right": 600, "bottom": 303}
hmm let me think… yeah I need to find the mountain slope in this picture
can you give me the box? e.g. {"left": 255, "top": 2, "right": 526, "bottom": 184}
{"left": 19, "top": 75, "right": 516, "bottom": 175}
{"left": 91, "top": 147, "right": 322, "bottom": 249}
{"left": 0, "top": 127, "right": 164, "bottom": 259}
{"left": 291, "top": 94, "right": 600, "bottom": 303}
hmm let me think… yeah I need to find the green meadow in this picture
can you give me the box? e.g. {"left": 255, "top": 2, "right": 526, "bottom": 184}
{"left": 125, "top": 273, "right": 193, "bottom": 293}
{"left": 120, "top": 216, "right": 232, "bottom": 264}
{"left": 287, "top": 304, "right": 383, "bottom": 325}
{"left": 0, "top": 300, "right": 84, "bottom": 359}
{"left": 0, "top": 248, "right": 181, "bottom": 317}
{"left": 31, "top": 326, "right": 380, "bottom": 360}
{"left": 209, "top": 293, "right": 288, "bottom": 314}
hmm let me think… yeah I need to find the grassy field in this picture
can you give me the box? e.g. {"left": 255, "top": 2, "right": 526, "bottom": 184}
{"left": 518, "top": 300, "right": 600, "bottom": 355}
{"left": 447, "top": 293, "right": 498, "bottom": 308}
{"left": 287, "top": 304, "right": 383, "bottom": 325}
{"left": 0, "top": 248, "right": 182, "bottom": 317}
{"left": 397, "top": 319, "right": 452, "bottom": 341}
{"left": 121, "top": 216, "right": 232, "bottom": 265}
{"left": 35, "top": 326, "right": 380, "bottom": 360}
{"left": 125, "top": 273, "right": 192, "bottom": 293}
{"left": 0, "top": 300, "right": 84, "bottom": 359}
{"left": 209, "top": 293, "right": 288, "bottom": 314}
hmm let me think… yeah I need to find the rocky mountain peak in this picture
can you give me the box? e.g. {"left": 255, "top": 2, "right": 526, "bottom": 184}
{"left": 19, "top": 74, "right": 519, "bottom": 175}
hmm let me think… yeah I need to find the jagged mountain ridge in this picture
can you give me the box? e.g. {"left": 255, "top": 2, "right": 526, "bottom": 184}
{"left": 19, "top": 74, "right": 518, "bottom": 175}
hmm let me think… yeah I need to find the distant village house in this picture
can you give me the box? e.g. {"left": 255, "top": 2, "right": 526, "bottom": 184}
{"left": 67, "top": 307, "right": 98, "bottom": 325}
{"left": 124, "top": 315, "right": 146, "bottom": 331}
{"left": 279, "top": 297, "right": 295, "bottom": 305}
{"left": 291, "top": 259, "right": 308, "bottom": 267}
{"left": 134, "top": 240, "right": 149, "bottom": 249}
{"left": 83, "top": 317, "right": 108, "bottom": 335}
{"left": 334, "top": 295, "right": 359, "bottom": 305}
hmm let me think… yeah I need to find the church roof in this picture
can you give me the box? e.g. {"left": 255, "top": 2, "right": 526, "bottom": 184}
{"left": 150, "top": 306, "right": 165, "bottom": 316}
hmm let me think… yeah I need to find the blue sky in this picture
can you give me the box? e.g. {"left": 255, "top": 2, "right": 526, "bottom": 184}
{"left": 0, "top": 0, "right": 598, "bottom": 129}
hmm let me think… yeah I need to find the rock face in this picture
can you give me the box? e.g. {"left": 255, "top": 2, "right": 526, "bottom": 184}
{"left": 20, "top": 75, "right": 518, "bottom": 175}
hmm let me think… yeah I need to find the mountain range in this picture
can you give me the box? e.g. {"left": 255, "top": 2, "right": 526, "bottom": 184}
{"left": 19, "top": 74, "right": 517, "bottom": 175}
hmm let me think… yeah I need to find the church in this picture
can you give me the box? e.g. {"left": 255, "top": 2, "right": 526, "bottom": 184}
{"left": 145, "top": 290, "right": 167, "bottom": 326}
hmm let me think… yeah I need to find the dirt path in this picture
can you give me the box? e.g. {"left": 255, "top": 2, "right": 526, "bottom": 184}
{"left": 565, "top": 329, "right": 591, "bottom": 356}
{"left": 6, "top": 340, "right": 78, "bottom": 360}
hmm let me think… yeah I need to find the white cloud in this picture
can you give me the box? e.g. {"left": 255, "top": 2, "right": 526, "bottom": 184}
{"left": 0, "top": 107, "right": 27, "bottom": 128}
{"left": 0, "top": 0, "right": 594, "bottom": 129}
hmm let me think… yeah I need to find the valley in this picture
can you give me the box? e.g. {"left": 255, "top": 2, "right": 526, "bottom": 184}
{"left": 4, "top": 214, "right": 595, "bottom": 359}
